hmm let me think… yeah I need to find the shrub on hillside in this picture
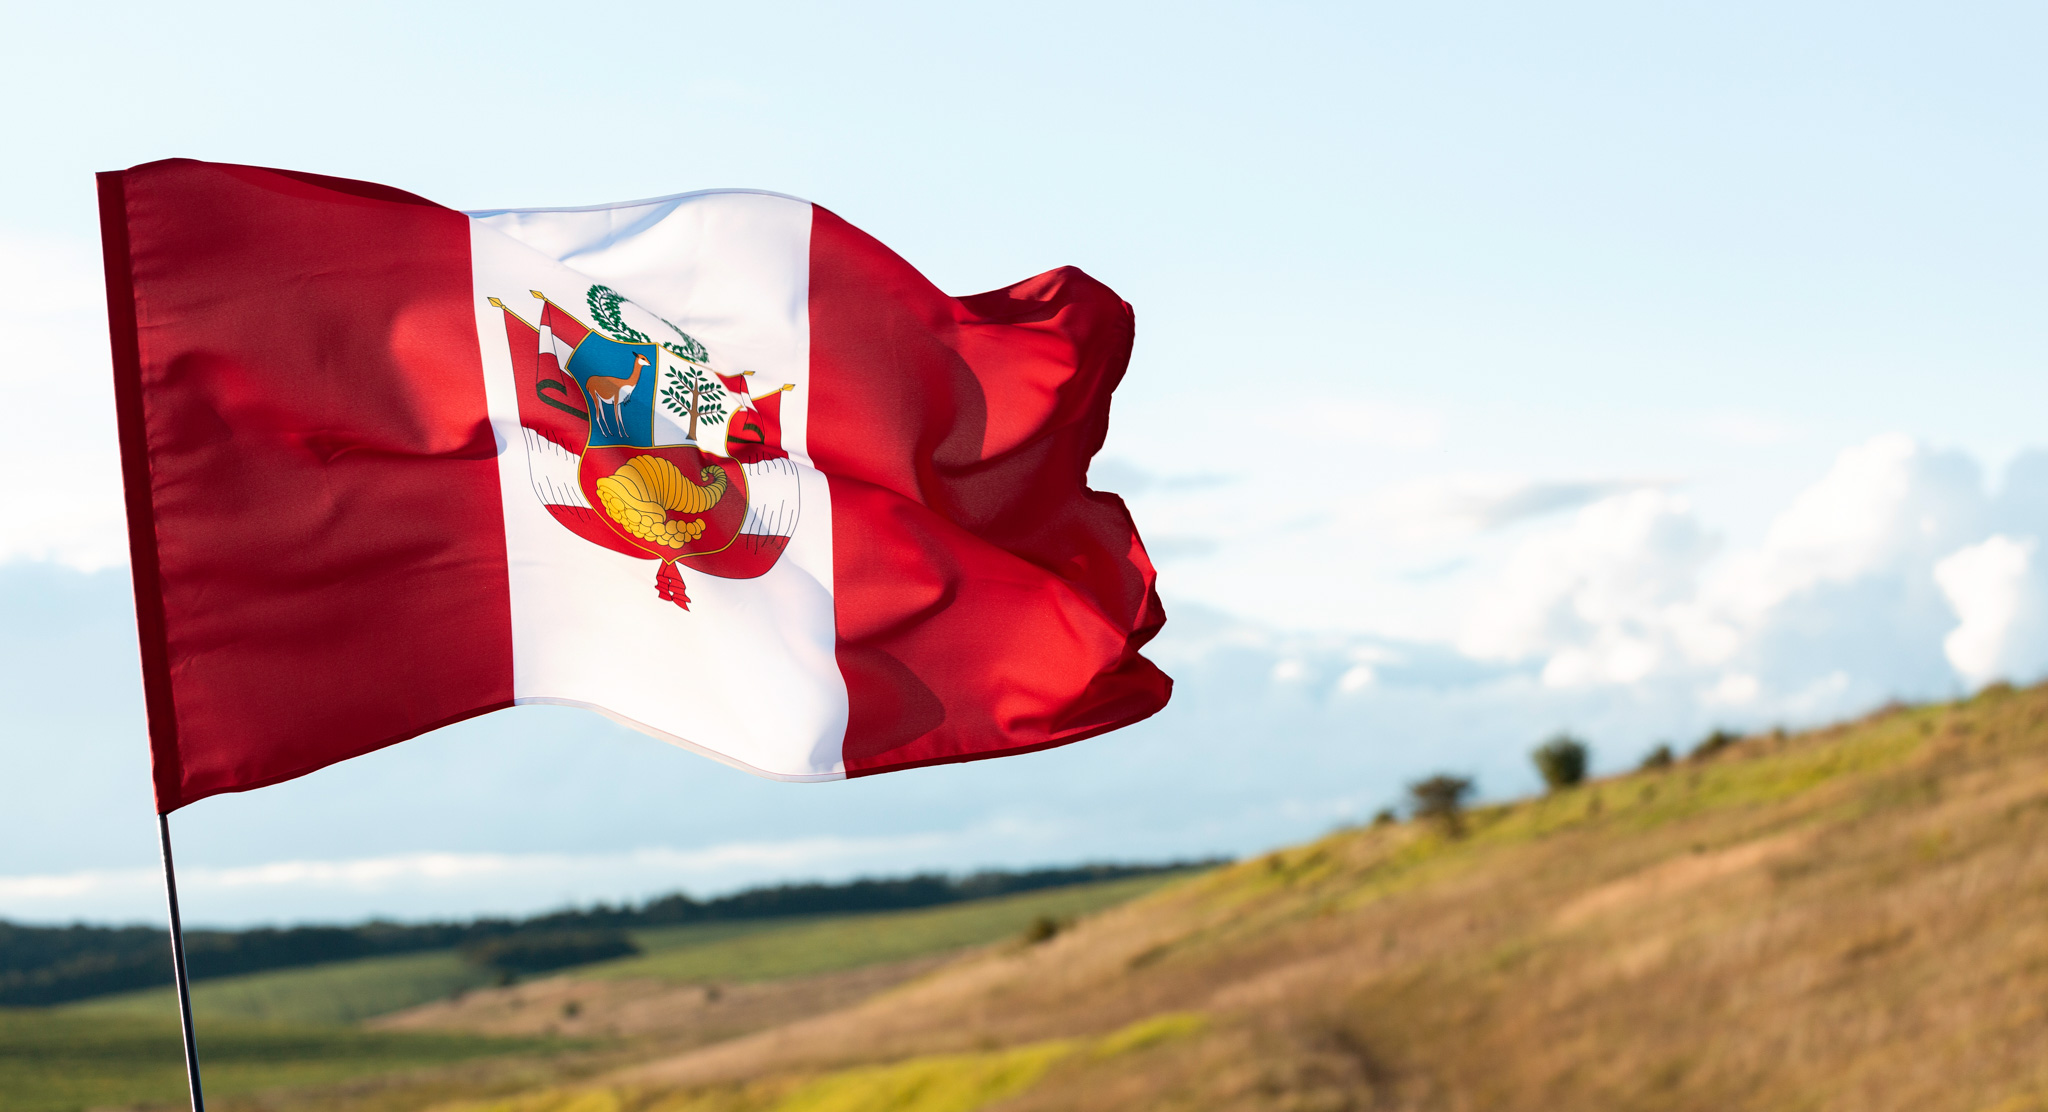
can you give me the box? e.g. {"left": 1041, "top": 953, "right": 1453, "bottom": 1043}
{"left": 1639, "top": 744, "right": 1675, "bottom": 771}
{"left": 1690, "top": 729, "right": 1742, "bottom": 762}
{"left": 1408, "top": 775, "right": 1476, "bottom": 837}
{"left": 1532, "top": 735, "right": 1590, "bottom": 792}
{"left": 1022, "top": 916, "right": 1063, "bottom": 944}
{"left": 459, "top": 930, "right": 638, "bottom": 979}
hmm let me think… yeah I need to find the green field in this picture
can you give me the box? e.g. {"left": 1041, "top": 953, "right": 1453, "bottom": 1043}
{"left": 0, "top": 1008, "right": 537, "bottom": 1112}
{"left": 8, "top": 875, "right": 1186, "bottom": 1111}
{"left": 62, "top": 876, "right": 1184, "bottom": 1029}
{"left": 69, "top": 949, "right": 500, "bottom": 1026}
{"left": 596, "top": 873, "right": 1180, "bottom": 983}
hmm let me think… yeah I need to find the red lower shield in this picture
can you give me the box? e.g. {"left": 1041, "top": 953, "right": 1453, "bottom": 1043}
{"left": 579, "top": 444, "right": 749, "bottom": 563}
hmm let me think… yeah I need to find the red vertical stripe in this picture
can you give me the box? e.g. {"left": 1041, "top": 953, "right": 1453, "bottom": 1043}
{"left": 102, "top": 159, "right": 514, "bottom": 812}
{"left": 808, "top": 207, "right": 1171, "bottom": 774}
{"left": 98, "top": 171, "right": 182, "bottom": 814}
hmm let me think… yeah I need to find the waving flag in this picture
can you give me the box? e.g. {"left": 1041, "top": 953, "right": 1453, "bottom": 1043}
{"left": 99, "top": 159, "right": 1169, "bottom": 812}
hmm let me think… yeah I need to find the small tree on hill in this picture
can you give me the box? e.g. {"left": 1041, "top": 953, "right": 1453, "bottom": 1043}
{"left": 1689, "top": 728, "right": 1741, "bottom": 762}
{"left": 1022, "top": 916, "right": 1063, "bottom": 944}
{"left": 1639, "top": 743, "right": 1675, "bottom": 771}
{"left": 1408, "top": 774, "right": 1476, "bottom": 838}
{"left": 1532, "top": 734, "right": 1590, "bottom": 792}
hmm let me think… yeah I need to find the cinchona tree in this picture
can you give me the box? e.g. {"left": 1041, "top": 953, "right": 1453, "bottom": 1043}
{"left": 660, "top": 363, "right": 729, "bottom": 442}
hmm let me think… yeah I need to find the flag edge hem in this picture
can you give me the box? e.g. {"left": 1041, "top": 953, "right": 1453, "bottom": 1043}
{"left": 512, "top": 697, "right": 849, "bottom": 783}
{"left": 464, "top": 187, "right": 811, "bottom": 219}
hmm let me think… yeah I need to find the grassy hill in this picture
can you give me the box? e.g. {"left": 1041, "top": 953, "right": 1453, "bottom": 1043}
{"left": 593, "top": 874, "right": 1176, "bottom": 984}
{"left": 433, "top": 683, "right": 2048, "bottom": 1112}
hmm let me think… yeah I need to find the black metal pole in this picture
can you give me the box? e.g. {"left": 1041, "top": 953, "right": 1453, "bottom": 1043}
{"left": 156, "top": 812, "right": 205, "bottom": 1112}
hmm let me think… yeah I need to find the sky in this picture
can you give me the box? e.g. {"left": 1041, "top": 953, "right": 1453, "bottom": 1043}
{"left": 3, "top": 1, "right": 2047, "bottom": 926}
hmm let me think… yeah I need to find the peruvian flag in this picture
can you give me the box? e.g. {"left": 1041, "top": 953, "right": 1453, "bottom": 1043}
{"left": 99, "top": 159, "right": 1170, "bottom": 812}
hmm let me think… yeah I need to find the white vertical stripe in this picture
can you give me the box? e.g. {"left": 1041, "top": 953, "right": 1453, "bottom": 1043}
{"left": 467, "top": 193, "right": 847, "bottom": 780}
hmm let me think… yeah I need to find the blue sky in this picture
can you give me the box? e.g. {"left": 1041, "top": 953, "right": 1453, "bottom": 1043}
{"left": 4, "top": 1, "right": 2047, "bottom": 925}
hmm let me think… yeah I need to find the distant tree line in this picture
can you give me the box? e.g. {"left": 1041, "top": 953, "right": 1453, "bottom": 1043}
{"left": 459, "top": 930, "right": 640, "bottom": 980}
{"left": 0, "top": 860, "right": 1218, "bottom": 1007}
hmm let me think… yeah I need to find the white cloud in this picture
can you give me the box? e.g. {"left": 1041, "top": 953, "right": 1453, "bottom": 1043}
{"left": 1935, "top": 535, "right": 2045, "bottom": 687}
{"left": 1449, "top": 434, "right": 2048, "bottom": 704}
{"left": 0, "top": 232, "right": 126, "bottom": 570}
{"left": 1704, "top": 672, "right": 1761, "bottom": 706}
{"left": 1458, "top": 489, "right": 1721, "bottom": 685}
{"left": 1721, "top": 433, "right": 1986, "bottom": 620}
{"left": 0, "top": 832, "right": 1030, "bottom": 926}
{"left": 1127, "top": 429, "right": 2048, "bottom": 714}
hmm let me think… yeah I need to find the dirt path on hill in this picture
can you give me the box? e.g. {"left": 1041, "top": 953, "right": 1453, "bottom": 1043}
{"left": 367, "top": 951, "right": 958, "bottom": 1045}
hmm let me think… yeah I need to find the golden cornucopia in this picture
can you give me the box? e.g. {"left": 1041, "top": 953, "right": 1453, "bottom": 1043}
{"left": 594, "top": 454, "right": 729, "bottom": 549}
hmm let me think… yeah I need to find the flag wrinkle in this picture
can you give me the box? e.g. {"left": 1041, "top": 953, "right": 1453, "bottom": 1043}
{"left": 810, "top": 206, "right": 1169, "bottom": 772}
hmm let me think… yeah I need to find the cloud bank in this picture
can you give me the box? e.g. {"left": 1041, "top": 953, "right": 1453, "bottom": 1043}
{"left": 4, "top": 243, "right": 2047, "bottom": 925}
{"left": 4, "top": 427, "right": 2047, "bottom": 926}
{"left": 0, "top": 835, "right": 1006, "bottom": 925}
{"left": 1133, "top": 432, "right": 2048, "bottom": 725}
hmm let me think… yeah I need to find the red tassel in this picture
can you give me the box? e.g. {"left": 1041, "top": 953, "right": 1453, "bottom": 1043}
{"left": 654, "top": 563, "right": 691, "bottom": 610}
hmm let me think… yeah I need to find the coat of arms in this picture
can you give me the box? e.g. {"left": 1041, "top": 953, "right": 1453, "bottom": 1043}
{"left": 489, "top": 286, "right": 799, "bottom": 609}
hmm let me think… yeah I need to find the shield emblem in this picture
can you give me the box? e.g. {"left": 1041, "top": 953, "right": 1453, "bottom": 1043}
{"left": 580, "top": 444, "right": 748, "bottom": 560}
{"left": 488, "top": 285, "right": 800, "bottom": 610}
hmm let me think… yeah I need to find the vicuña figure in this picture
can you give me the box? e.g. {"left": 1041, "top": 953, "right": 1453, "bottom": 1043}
{"left": 585, "top": 352, "right": 647, "bottom": 436}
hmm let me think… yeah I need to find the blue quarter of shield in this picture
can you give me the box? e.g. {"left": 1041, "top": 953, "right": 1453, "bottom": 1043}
{"left": 568, "top": 334, "right": 659, "bottom": 448}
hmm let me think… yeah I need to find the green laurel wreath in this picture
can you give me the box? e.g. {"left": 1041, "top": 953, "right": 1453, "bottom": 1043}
{"left": 587, "top": 284, "right": 711, "bottom": 364}
{"left": 586, "top": 285, "right": 648, "bottom": 343}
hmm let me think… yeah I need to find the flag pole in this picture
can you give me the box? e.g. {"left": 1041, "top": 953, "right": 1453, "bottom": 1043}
{"left": 156, "top": 812, "right": 206, "bottom": 1112}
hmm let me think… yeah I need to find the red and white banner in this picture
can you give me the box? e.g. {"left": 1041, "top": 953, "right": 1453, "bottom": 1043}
{"left": 99, "top": 160, "right": 1169, "bottom": 812}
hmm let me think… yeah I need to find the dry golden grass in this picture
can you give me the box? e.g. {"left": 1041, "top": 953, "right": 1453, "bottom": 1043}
{"left": 579, "top": 684, "right": 2048, "bottom": 1111}
{"left": 371, "top": 954, "right": 955, "bottom": 1043}
{"left": 206, "top": 684, "right": 2048, "bottom": 1112}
